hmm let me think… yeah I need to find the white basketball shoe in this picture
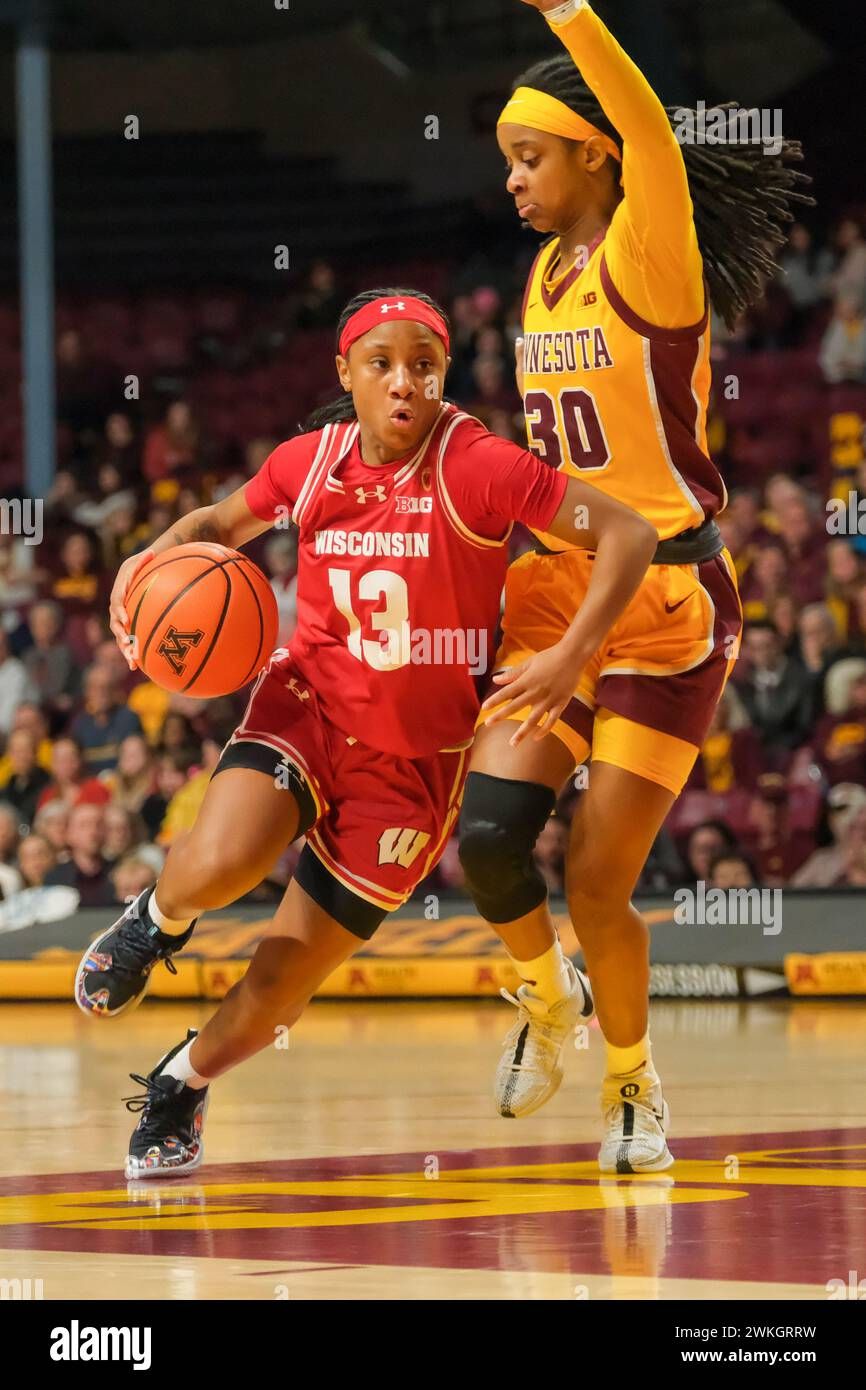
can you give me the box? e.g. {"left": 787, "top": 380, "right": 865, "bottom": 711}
{"left": 495, "top": 958, "right": 595, "bottom": 1118}
{"left": 598, "top": 1071, "right": 673, "bottom": 1173}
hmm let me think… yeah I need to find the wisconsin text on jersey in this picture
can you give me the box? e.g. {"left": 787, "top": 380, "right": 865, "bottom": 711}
{"left": 523, "top": 326, "right": 614, "bottom": 374}
{"left": 314, "top": 530, "right": 430, "bottom": 558}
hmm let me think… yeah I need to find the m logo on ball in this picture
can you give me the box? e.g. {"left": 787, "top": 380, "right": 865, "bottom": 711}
{"left": 157, "top": 625, "right": 205, "bottom": 677}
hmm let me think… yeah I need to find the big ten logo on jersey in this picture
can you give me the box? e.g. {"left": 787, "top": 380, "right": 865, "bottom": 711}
{"left": 394, "top": 495, "right": 433, "bottom": 514}
{"left": 378, "top": 827, "right": 432, "bottom": 869}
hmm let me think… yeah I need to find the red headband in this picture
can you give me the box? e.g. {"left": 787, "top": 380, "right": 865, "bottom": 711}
{"left": 338, "top": 296, "right": 451, "bottom": 358}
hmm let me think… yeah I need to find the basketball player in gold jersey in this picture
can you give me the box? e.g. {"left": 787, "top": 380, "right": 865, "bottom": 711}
{"left": 457, "top": 0, "right": 812, "bottom": 1170}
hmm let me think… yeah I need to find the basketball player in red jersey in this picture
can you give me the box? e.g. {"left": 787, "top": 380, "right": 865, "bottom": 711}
{"left": 74, "top": 289, "right": 657, "bottom": 1178}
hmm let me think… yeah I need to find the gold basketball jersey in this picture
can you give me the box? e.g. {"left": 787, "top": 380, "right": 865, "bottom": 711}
{"left": 523, "top": 235, "right": 724, "bottom": 548}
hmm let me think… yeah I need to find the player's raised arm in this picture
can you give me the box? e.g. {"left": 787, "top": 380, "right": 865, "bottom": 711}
{"left": 518, "top": 0, "right": 704, "bottom": 326}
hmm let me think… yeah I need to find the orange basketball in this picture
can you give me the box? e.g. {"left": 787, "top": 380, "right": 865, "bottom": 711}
{"left": 126, "top": 543, "right": 278, "bottom": 697}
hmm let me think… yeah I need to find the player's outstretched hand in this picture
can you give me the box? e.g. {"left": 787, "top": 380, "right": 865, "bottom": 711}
{"left": 481, "top": 641, "right": 583, "bottom": 746}
{"left": 109, "top": 548, "right": 155, "bottom": 670}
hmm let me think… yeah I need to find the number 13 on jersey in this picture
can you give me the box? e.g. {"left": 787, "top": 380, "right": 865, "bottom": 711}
{"left": 328, "top": 567, "right": 410, "bottom": 671}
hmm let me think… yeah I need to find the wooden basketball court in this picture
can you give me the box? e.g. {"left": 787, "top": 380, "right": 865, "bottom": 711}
{"left": 1, "top": 997, "right": 865, "bottom": 1301}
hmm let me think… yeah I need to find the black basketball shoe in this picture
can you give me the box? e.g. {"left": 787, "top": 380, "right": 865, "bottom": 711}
{"left": 124, "top": 1031, "right": 209, "bottom": 1180}
{"left": 74, "top": 889, "right": 196, "bottom": 1019}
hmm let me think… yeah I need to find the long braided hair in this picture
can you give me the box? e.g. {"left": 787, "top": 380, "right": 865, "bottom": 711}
{"left": 300, "top": 287, "right": 453, "bottom": 433}
{"left": 512, "top": 57, "right": 815, "bottom": 328}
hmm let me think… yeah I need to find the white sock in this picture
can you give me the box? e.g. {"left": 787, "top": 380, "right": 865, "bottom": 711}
{"left": 162, "top": 1038, "right": 210, "bottom": 1090}
{"left": 513, "top": 937, "right": 572, "bottom": 1006}
{"left": 147, "top": 889, "right": 194, "bottom": 938}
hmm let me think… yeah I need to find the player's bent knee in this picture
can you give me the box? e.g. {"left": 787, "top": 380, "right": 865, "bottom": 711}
{"left": 458, "top": 772, "right": 556, "bottom": 924}
{"left": 566, "top": 875, "right": 638, "bottom": 932}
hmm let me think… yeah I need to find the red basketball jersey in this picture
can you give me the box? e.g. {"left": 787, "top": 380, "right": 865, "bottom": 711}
{"left": 244, "top": 403, "right": 566, "bottom": 757}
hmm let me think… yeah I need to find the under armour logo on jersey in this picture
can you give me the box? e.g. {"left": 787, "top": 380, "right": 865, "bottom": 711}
{"left": 287, "top": 677, "right": 310, "bottom": 702}
{"left": 355, "top": 484, "right": 387, "bottom": 504}
{"left": 378, "top": 827, "right": 432, "bottom": 869}
{"left": 157, "top": 625, "right": 204, "bottom": 676}
{"left": 379, "top": 301, "right": 406, "bottom": 314}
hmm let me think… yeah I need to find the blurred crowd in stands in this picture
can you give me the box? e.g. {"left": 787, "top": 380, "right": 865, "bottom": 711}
{"left": 2, "top": 211, "right": 866, "bottom": 910}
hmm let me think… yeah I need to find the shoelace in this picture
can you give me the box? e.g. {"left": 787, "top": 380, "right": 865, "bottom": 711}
{"left": 122, "top": 1072, "right": 189, "bottom": 1149}
{"left": 498, "top": 988, "right": 563, "bottom": 1060}
{"left": 123, "top": 1072, "right": 179, "bottom": 1115}
{"left": 602, "top": 1094, "right": 665, "bottom": 1131}
{"left": 111, "top": 915, "right": 181, "bottom": 978}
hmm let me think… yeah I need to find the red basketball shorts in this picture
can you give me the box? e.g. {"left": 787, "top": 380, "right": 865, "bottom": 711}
{"left": 218, "top": 656, "right": 469, "bottom": 934}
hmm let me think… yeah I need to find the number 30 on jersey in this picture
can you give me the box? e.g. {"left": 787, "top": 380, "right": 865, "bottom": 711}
{"left": 524, "top": 387, "right": 611, "bottom": 472}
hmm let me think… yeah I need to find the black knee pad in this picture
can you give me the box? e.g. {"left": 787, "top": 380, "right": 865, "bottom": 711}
{"left": 457, "top": 772, "right": 556, "bottom": 924}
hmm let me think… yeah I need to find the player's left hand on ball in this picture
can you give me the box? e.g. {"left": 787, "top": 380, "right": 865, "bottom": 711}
{"left": 481, "top": 643, "right": 580, "bottom": 746}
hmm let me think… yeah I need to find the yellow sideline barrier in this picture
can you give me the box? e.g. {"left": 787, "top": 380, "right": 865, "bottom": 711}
{"left": 0, "top": 951, "right": 523, "bottom": 1000}
{"left": 785, "top": 952, "right": 866, "bottom": 995}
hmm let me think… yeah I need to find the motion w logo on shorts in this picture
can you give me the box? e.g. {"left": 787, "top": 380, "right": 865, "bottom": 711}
{"left": 378, "top": 827, "right": 432, "bottom": 868}
{"left": 157, "top": 625, "right": 204, "bottom": 676}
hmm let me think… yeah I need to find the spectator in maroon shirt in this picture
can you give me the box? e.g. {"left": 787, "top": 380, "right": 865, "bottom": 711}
{"left": 813, "top": 670, "right": 866, "bottom": 785}
{"left": 142, "top": 400, "right": 200, "bottom": 482}
{"left": 779, "top": 501, "right": 827, "bottom": 606}
{"left": 742, "top": 773, "right": 815, "bottom": 885}
{"left": 43, "top": 802, "right": 116, "bottom": 907}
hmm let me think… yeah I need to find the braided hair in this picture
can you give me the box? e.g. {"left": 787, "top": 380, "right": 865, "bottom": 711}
{"left": 300, "top": 287, "right": 453, "bottom": 433}
{"left": 512, "top": 57, "right": 815, "bottom": 329}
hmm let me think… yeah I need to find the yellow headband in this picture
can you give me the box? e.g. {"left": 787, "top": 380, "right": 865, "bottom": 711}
{"left": 498, "top": 85, "right": 622, "bottom": 165}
